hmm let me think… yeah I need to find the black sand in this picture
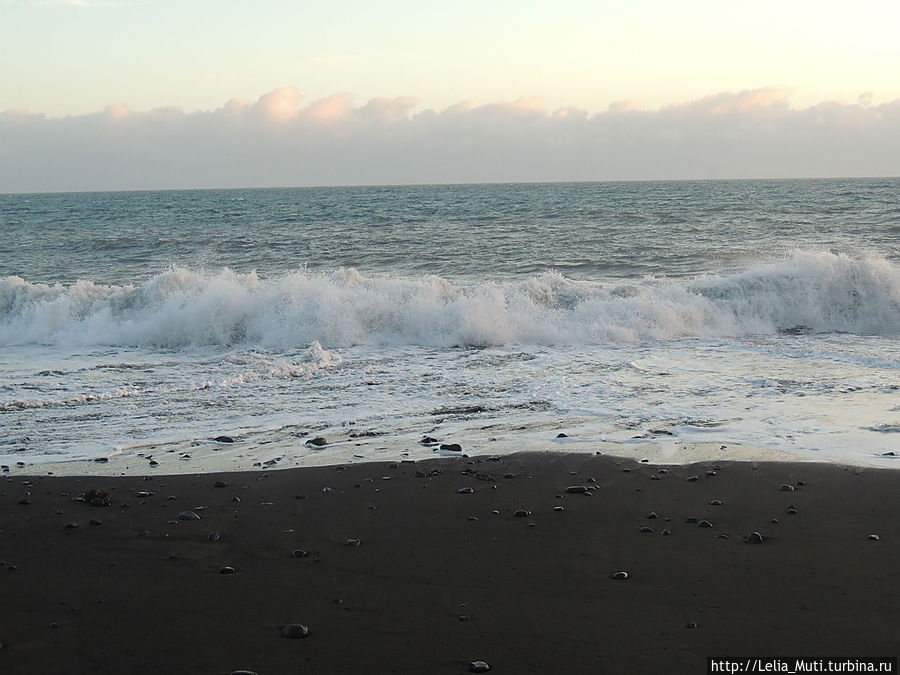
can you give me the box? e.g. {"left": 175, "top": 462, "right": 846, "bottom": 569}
{"left": 1, "top": 452, "right": 897, "bottom": 674}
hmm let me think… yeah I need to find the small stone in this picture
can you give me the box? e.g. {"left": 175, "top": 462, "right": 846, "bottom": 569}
{"left": 686, "top": 475, "right": 699, "bottom": 482}
{"left": 650, "top": 475, "right": 660, "bottom": 480}
{"left": 708, "top": 499, "right": 723, "bottom": 506}
{"left": 796, "top": 480, "right": 806, "bottom": 486}
{"left": 868, "top": 534, "right": 880, "bottom": 541}
{"left": 420, "top": 436, "right": 438, "bottom": 444}
{"left": 514, "top": 510, "right": 531, "bottom": 518}
{"left": 456, "top": 487, "right": 474, "bottom": 494}
{"left": 609, "top": 571, "right": 629, "bottom": 580}
{"left": 214, "top": 480, "right": 229, "bottom": 488}
{"left": 89, "top": 519, "right": 102, "bottom": 526}
{"left": 770, "top": 518, "right": 779, "bottom": 524}
{"left": 292, "top": 549, "right": 309, "bottom": 558}
{"left": 219, "top": 566, "right": 236, "bottom": 574}
{"left": 646, "top": 511, "right": 658, "bottom": 519}
{"left": 345, "top": 538, "right": 361, "bottom": 546}
{"left": 565, "top": 485, "right": 587, "bottom": 494}
{"left": 149, "top": 460, "right": 159, "bottom": 467}
{"left": 135, "top": 491, "right": 154, "bottom": 498}
{"left": 639, "top": 526, "right": 654, "bottom": 533}
{"left": 697, "top": 520, "right": 714, "bottom": 528}
{"left": 65, "top": 522, "right": 79, "bottom": 529}
{"left": 439, "top": 443, "right": 462, "bottom": 452}
{"left": 662, "top": 529, "right": 672, "bottom": 536}
{"left": 685, "top": 621, "right": 699, "bottom": 629}
{"left": 657, "top": 468, "right": 669, "bottom": 474}
{"left": 745, "top": 531, "right": 765, "bottom": 544}
{"left": 786, "top": 505, "right": 798, "bottom": 514}
{"left": 281, "top": 623, "right": 309, "bottom": 639}
{"left": 177, "top": 510, "right": 201, "bottom": 521}
{"left": 706, "top": 470, "right": 717, "bottom": 477}
{"left": 208, "top": 532, "right": 221, "bottom": 542}
{"left": 213, "top": 436, "right": 235, "bottom": 443}
{"left": 306, "top": 437, "right": 327, "bottom": 447}
{"left": 779, "top": 484, "right": 795, "bottom": 492}
{"left": 93, "top": 457, "right": 108, "bottom": 463}
{"left": 553, "top": 506, "right": 564, "bottom": 512}
{"left": 556, "top": 432, "right": 568, "bottom": 438}
{"left": 469, "top": 661, "right": 491, "bottom": 673}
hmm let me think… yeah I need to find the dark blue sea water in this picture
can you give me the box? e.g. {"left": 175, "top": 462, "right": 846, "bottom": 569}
{"left": 1, "top": 179, "right": 898, "bottom": 472}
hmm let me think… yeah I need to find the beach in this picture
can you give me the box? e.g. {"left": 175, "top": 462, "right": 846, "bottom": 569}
{"left": 2, "top": 451, "right": 897, "bottom": 674}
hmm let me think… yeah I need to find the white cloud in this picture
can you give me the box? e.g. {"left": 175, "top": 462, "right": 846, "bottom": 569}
{"left": 1, "top": 88, "right": 898, "bottom": 192}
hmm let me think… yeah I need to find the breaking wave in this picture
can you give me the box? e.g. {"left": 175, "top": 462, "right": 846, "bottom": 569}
{"left": 1, "top": 251, "right": 898, "bottom": 348}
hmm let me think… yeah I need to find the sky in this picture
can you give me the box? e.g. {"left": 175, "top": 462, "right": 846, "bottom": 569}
{"left": 2, "top": 0, "right": 900, "bottom": 191}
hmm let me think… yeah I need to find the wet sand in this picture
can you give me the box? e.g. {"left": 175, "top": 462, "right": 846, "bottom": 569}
{"left": 1, "top": 452, "right": 897, "bottom": 674}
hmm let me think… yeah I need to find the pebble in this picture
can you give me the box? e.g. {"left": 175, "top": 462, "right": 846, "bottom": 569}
{"left": 177, "top": 510, "right": 201, "bottom": 521}
{"left": 219, "top": 566, "right": 236, "bottom": 574}
{"left": 514, "top": 510, "right": 531, "bottom": 518}
{"left": 214, "top": 480, "right": 229, "bottom": 488}
{"left": 609, "top": 571, "right": 629, "bottom": 580}
{"left": 697, "top": 520, "right": 714, "bottom": 528}
{"left": 708, "top": 499, "right": 723, "bottom": 506}
{"left": 662, "top": 529, "right": 672, "bottom": 536}
{"left": 706, "top": 470, "right": 717, "bottom": 477}
{"left": 208, "top": 533, "right": 221, "bottom": 542}
{"left": 149, "top": 460, "right": 159, "bottom": 467}
{"left": 89, "top": 519, "right": 102, "bottom": 526}
{"left": 345, "top": 538, "right": 361, "bottom": 546}
{"left": 565, "top": 485, "right": 587, "bottom": 494}
{"left": 456, "top": 487, "right": 474, "bottom": 494}
{"left": 556, "top": 432, "right": 568, "bottom": 438}
{"left": 439, "top": 443, "right": 462, "bottom": 452}
{"left": 553, "top": 506, "right": 564, "bottom": 512}
{"left": 786, "top": 505, "right": 798, "bottom": 514}
{"left": 686, "top": 475, "right": 699, "bottom": 482}
{"left": 65, "top": 522, "right": 79, "bottom": 529}
{"left": 306, "top": 437, "right": 327, "bottom": 447}
{"left": 646, "top": 511, "right": 658, "bottom": 519}
{"left": 213, "top": 436, "right": 235, "bottom": 443}
{"left": 868, "top": 534, "right": 880, "bottom": 541}
{"left": 292, "top": 549, "right": 309, "bottom": 558}
{"left": 744, "top": 531, "right": 765, "bottom": 544}
{"left": 135, "top": 491, "right": 154, "bottom": 498}
{"left": 469, "top": 661, "right": 491, "bottom": 673}
{"left": 281, "top": 624, "right": 309, "bottom": 639}
{"left": 779, "top": 484, "right": 795, "bottom": 492}
{"left": 639, "top": 526, "right": 655, "bottom": 533}
{"left": 685, "top": 621, "right": 699, "bottom": 629}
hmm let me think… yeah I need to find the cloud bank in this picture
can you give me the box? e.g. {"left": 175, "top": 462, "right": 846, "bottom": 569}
{"left": 2, "top": 87, "right": 899, "bottom": 192}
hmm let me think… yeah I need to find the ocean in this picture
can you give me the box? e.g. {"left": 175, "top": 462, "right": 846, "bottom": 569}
{"left": 1, "top": 178, "right": 898, "bottom": 473}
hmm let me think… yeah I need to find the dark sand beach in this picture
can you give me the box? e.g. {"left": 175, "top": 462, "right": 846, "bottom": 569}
{"left": 1, "top": 452, "right": 897, "bottom": 674}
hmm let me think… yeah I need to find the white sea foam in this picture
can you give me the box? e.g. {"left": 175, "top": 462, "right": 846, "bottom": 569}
{"left": 1, "top": 251, "right": 897, "bottom": 348}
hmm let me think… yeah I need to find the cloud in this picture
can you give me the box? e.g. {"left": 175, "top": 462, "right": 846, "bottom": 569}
{"left": 1, "top": 88, "right": 899, "bottom": 192}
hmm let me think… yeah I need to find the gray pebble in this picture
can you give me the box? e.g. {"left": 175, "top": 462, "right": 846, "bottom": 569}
{"left": 745, "top": 531, "right": 765, "bottom": 544}
{"left": 609, "top": 571, "right": 629, "bottom": 580}
{"left": 469, "top": 661, "right": 491, "bottom": 673}
{"left": 779, "top": 484, "right": 795, "bottom": 492}
{"left": 456, "top": 487, "right": 474, "bottom": 494}
{"left": 177, "top": 510, "right": 201, "bottom": 521}
{"left": 219, "top": 566, "right": 236, "bottom": 574}
{"left": 282, "top": 623, "right": 309, "bottom": 639}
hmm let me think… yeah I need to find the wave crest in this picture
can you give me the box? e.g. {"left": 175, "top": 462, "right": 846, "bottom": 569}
{"left": 1, "top": 251, "right": 897, "bottom": 347}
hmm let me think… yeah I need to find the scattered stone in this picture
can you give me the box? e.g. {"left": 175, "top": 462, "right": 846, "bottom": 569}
{"left": 474, "top": 473, "right": 495, "bottom": 482}
{"left": 439, "top": 443, "right": 462, "bottom": 452}
{"left": 468, "top": 516, "right": 479, "bottom": 521}
{"left": 882, "top": 451, "right": 896, "bottom": 457}
{"left": 716, "top": 533, "right": 729, "bottom": 539}
{"left": 662, "top": 529, "right": 672, "bottom": 536}
{"left": 219, "top": 566, "right": 236, "bottom": 574}
{"left": 214, "top": 480, "right": 229, "bottom": 488}
{"left": 609, "top": 571, "right": 629, "bottom": 580}
{"left": 639, "top": 526, "right": 655, "bottom": 534}
{"left": 420, "top": 436, "right": 438, "bottom": 444}
{"left": 93, "top": 457, "right": 108, "bottom": 463}
{"left": 697, "top": 520, "right": 714, "bottom": 528}
{"left": 456, "top": 487, "right": 474, "bottom": 494}
{"left": 556, "top": 432, "right": 568, "bottom": 438}
{"left": 81, "top": 489, "right": 112, "bottom": 507}
{"left": 646, "top": 511, "right": 658, "bottom": 519}
{"left": 657, "top": 468, "right": 669, "bottom": 474}
{"left": 868, "top": 534, "right": 880, "bottom": 541}
{"left": 786, "top": 505, "right": 798, "bottom": 514}
{"left": 779, "top": 484, "right": 795, "bottom": 492}
{"left": 177, "top": 510, "right": 201, "bottom": 521}
{"left": 686, "top": 475, "right": 699, "bottom": 482}
{"left": 565, "top": 485, "right": 587, "bottom": 494}
{"left": 208, "top": 533, "right": 221, "bottom": 542}
{"left": 345, "top": 539, "right": 361, "bottom": 546}
{"left": 708, "top": 499, "right": 723, "bottom": 506}
{"left": 65, "top": 522, "right": 79, "bottom": 529}
{"left": 469, "top": 661, "right": 491, "bottom": 673}
{"left": 706, "top": 470, "right": 717, "bottom": 477}
{"left": 514, "top": 510, "right": 532, "bottom": 518}
{"left": 306, "top": 437, "right": 327, "bottom": 447}
{"left": 553, "top": 506, "right": 564, "bottom": 512}
{"left": 685, "top": 621, "right": 699, "bottom": 629}
{"left": 213, "top": 436, "right": 235, "bottom": 443}
{"left": 135, "top": 491, "right": 154, "bottom": 498}
{"left": 281, "top": 624, "right": 309, "bottom": 639}
{"left": 149, "top": 460, "right": 159, "bottom": 467}
{"left": 650, "top": 475, "right": 660, "bottom": 481}
{"left": 292, "top": 549, "right": 309, "bottom": 558}
{"left": 745, "top": 531, "right": 765, "bottom": 544}
{"left": 232, "top": 496, "right": 241, "bottom": 503}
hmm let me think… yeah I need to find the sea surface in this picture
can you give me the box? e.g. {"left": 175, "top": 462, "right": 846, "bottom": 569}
{"left": 1, "top": 179, "right": 899, "bottom": 471}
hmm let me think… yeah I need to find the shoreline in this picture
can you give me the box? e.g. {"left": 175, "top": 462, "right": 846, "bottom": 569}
{"left": 2, "top": 451, "right": 897, "bottom": 673}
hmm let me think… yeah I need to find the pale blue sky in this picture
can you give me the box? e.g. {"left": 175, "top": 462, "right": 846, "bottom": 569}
{"left": 3, "top": 0, "right": 900, "bottom": 117}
